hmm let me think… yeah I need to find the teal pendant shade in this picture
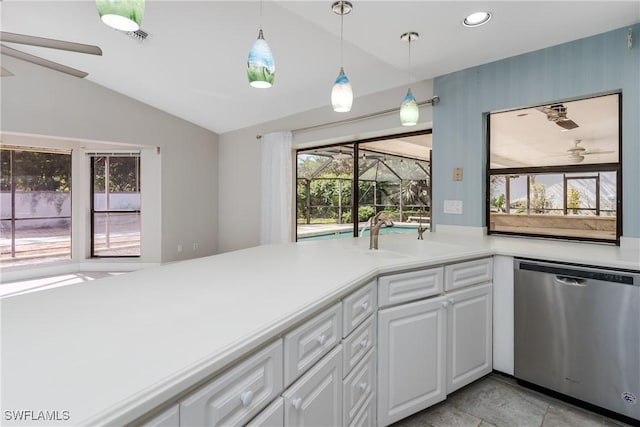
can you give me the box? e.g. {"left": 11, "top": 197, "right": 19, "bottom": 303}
{"left": 331, "top": 67, "right": 353, "bottom": 112}
{"left": 247, "top": 29, "right": 275, "bottom": 88}
{"left": 400, "top": 88, "right": 419, "bottom": 126}
{"left": 96, "top": 0, "right": 144, "bottom": 32}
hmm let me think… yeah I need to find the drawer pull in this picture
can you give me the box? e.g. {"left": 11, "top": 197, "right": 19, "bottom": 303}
{"left": 441, "top": 301, "right": 450, "bottom": 308}
{"left": 360, "top": 301, "right": 369, "bottom": 311}
{"left": 292, "top": 398, "right": 303, "bottom": 410}
{"left": 317, "top": 334, "right": 327, "bottom": 346}
{"left": 448, "top": 298, "right": 455, "bottom": 305}
{"left": 359, "top": 382, "right": 368, "bottom": 392}
{"left": 240, "top": 390, "right": 254, "bottom": 407}
{"left": 360, "top": 338, "right": 369, "bottom": 349}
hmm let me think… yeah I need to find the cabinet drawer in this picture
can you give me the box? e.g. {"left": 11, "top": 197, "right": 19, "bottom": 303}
{"left": 343, "top": 281, "right": 376, "bottom": 338}
{"left": 343, "top": 315, "right": 375, "bottom": 377}
{"left": 179, "top": 340, "right": 283, "bottom": 427}
{"left": 284, "top": 302, "right": 342, "bottom": 387}
{"left": 283, "top": 345, "right": 343, "bottom": 427}
{"left": 378, "top": 267, "right": 443, "bottom": 308}
{"left": 245, "top": 397, "right": 284, "bottom": 427}
{"left": 349, "top": 392, "right": 375, "bottom": 427}
{"left": 445, "top": 258, "right": 493, "bottom": 291}
{"left": 343, "top": 349, "right": 375, "bottom": 427}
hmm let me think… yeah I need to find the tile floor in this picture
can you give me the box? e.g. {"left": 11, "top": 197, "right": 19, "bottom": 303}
{"left": 393, "top": 374, "right": 637, "bottom": 427}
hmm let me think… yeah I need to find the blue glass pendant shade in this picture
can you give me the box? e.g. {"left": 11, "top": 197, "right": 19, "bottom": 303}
{"left": 247, "top": 29, "right": 275, "bottom": 88}
{"left": 400, "top": 88, "right": 419, "bottom": 126}
{"left": 331, "top": 67, "right": 353, "bottom": 112}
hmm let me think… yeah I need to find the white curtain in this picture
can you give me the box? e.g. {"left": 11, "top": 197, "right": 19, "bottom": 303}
{"left": 260, "top": 131, "right": 293, "bottom": 245}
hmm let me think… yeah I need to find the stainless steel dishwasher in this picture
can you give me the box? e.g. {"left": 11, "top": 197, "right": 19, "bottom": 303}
{"left": 514, "top": 258, "right": 640, "bottom": 422}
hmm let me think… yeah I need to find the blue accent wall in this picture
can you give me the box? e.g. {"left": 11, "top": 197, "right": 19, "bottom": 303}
{"left": 433, "top": 24, "right": 640, "bottom": 238}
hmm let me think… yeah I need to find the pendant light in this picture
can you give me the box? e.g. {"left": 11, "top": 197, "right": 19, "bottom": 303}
{"left": 331, "top": 1, "right": 353, "bottom": 112}
{"left": 247, "top": 0, "right": 275, "bottom": 88}
{"left": 96, "top": 0, "right": 144, "bottom": 32}
{"left": 400, "top": 31, "right": 419, "bottom": 126}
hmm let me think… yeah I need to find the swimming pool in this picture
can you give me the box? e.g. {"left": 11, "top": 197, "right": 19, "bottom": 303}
{"left": 298, "top": 225, "right": 421, "bottom": 241}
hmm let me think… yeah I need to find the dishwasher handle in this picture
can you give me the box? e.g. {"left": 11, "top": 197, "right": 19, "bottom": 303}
{"left": 554, "top": 275, "right": 587, "bottom": 286}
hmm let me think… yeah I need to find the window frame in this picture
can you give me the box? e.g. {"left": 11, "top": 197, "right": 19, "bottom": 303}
{"left": 1, "top": 146, "right": 73, "bottom": 265}
{"left": 485, "top": 93, "right": 622, "bottom": 244}
{"left": 90, "top": 153, "right": 142, "bottom": 258}
{"left": 295, "top": 129, "right": 432, "bottom": 241}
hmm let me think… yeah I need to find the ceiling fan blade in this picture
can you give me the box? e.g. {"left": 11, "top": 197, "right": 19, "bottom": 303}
{"left": 0, "top": 31, "right": 102, "bottom": 56}
{"left": 1, "top": 45, "right": 88, "bottom": 78}
{"left": 555, "top": 119, "right": 579, "bottom": 130}
{"left": 1, "top": 67, "right": 14, "bottom": 77}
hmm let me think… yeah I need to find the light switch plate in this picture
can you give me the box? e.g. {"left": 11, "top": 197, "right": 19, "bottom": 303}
{"left": 444, "top": 200, "right": 463, "bottom": 214}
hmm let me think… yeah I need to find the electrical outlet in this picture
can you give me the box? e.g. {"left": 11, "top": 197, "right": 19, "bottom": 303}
{"left": 177, "top": 244, "right": 183, "bottom": 253}
{"left": 193, "top": 242, "right": 198, "bottom": 251}
{"left": 444, "top": 200, "right": 463, "bottom": 214}
{"left": 454, "top": 168, "right": 463, "bottom": 181}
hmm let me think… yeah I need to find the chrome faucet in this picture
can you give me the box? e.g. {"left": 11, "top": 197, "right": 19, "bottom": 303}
{"left": 369, "top": 212, "right": 394, "bottom": 250}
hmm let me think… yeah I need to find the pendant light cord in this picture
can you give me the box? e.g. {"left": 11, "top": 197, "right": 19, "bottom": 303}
{"left": 408, "top": 37, "right": 412, "bottom": 77}
{"left": 260, "top": 0, "right": 263, "bottom": 30}
{"left": 340, "top": 4, "right": 344, "bottom": 67}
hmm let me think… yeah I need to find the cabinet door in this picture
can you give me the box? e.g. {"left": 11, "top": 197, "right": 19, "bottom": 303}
{"left": 446, "top": 283, "right": 493, "bottom": 394}
{"left": 246, "top": 397, "right": 284, "bottom": 427}
{"left": 283, "top": 345, "right": 342, "bottom": 427}
{"left": 377, "top": 296, "right": 446, "bottom": 427}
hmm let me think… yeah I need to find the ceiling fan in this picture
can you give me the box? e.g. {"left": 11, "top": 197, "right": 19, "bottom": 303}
{"left": 0, "top": 31, "right": 102, "bottom": 78}
{"left": 538, "top": 103, "right": 579, "bottom": 130}
{"left": 560, "top": 139, "right": 615, "bottom": 163}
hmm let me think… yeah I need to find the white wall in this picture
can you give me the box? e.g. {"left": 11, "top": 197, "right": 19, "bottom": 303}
{"left": 218, "top": 80, "right": 434, "bottom": 253}
{"left": 1, "top": 56, "right": 218, "bottom": 265}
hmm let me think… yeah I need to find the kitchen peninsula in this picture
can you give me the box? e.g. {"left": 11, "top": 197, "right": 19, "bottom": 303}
{"left": 1, "top": 232, "right": 638, "bottom": 426}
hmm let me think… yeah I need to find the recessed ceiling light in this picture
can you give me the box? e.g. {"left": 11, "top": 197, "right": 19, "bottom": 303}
{"left": 463, "top": 11, "right": 492, "bottom": 27}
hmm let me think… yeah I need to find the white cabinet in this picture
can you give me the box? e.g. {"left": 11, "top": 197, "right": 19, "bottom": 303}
{"left": 444, "top": 257, "right": 492, "bottom": 291}
{"left": 378, "top": 267, "right": 443, "bottom": 308}
{"left": 284, "top": 302, "right": 342, "bottom": 387}
{"left": 445, "top": 283, "right": 493, "bottom": 394}
{"left": 342, "top": 281, "right": 376, "bottom": 338}
{"left": 246, "top": 397, "right": 284, "bottom": 427}
{"left": 140, "top": 404, "right": 180, "bottom": 427}
{"left": 343, "top": 349, "right": 375, "bottom": 427}
{"left": 283, "top": 345, "right": 343, "bottom": 427}
{"left": 179, "top": 340, "right": 283, "bottom": 427}
{"left": 377, "top": 296, "right": 447, "bottom": 427}
{"left": 342, "top": 314, "right": 375, "bottom": 375}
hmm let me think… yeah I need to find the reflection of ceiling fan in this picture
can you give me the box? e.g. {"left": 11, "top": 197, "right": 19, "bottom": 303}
{"left": 0, "top": 31, "right": 102, "bottom": 78}
{"left": 557, "top": 139, "right": 615, "bottom": 163}
{"left": 538, "top": 104, "right": 579, "bottom": 130}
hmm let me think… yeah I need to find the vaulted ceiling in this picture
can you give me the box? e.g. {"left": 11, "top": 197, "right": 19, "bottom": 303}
{"left": 1, "top": 1, "right": 638, "bottom": 134}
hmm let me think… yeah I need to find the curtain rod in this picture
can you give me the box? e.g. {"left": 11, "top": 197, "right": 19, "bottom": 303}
{"left": 256, "top": 95, "right": 440, "bottom": 139}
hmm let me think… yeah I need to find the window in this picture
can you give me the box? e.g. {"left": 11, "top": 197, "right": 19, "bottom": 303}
{"left": 91, "top": 154, "right": 141, "bottom": 257}
{"left": 296, "top": 132, "right": 431, "bottom": 241}
{"left": 1, "top": 147, "right": 72, "bottom": 267}
{"left": 487, "top": 94, "right": 620, "bottom": 243}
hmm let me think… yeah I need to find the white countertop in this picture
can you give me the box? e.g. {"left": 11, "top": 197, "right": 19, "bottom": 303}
{"left": 1, "top": 233, "right": 638, "bottom": 426}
